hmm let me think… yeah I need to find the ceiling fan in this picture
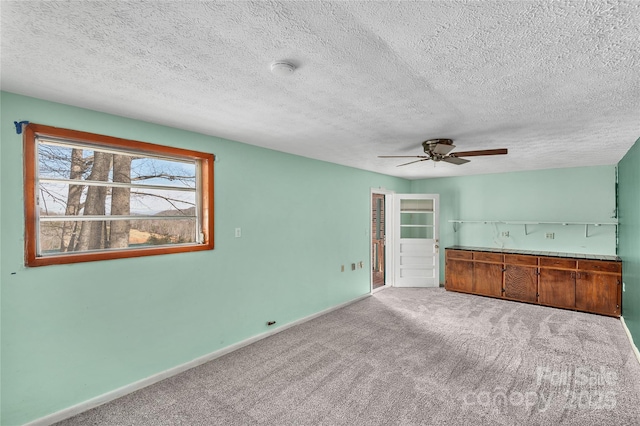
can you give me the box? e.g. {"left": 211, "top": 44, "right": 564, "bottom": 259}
{"left": 379, "top": 139, "right": 508, "bottom": 167}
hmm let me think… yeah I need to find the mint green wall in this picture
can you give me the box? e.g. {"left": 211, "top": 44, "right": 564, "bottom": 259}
{"left": 618, "top": 137, "right": 640, "bottom": 349}
{"left": 411, "top": 166, "right": 618, "bottom": 283}
{"left": 0, "top": 92, "right": 410, "bottom": 425}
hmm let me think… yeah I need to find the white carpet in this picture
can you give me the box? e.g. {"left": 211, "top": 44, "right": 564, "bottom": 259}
{"left": 56, "top": 288, "right": 640, "bottom": 425}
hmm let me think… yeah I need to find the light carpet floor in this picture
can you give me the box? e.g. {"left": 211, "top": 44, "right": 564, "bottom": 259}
{"left": 57, "top": 288, "right": 640, "bottom": 425}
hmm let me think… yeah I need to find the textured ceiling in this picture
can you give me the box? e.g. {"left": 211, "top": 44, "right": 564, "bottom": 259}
{"left": 2, "top": 1, "right": 639, "bottom": 179}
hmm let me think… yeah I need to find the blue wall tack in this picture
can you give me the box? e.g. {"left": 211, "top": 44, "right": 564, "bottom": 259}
{"left": 14, "top": 120, "right": 30, "bottom": 134}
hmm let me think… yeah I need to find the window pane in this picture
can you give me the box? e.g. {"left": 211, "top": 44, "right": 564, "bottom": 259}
{"left": 130, "top": 189, "right": 196, "bottom": 215}
{"left": 131, "top": 157, "right": 196, "bottom": 189}
{"left": 400, "top": 199, "right": 433, "bottom": 211}
{"left": 400, "top": 212, "right": 433, "bottom": 226}
{"left": 132, "top": 219, "right": 197, "bottom": 246}
{"left": 39, "top": 218, "right": 197, "bottom": 255}
{"left": 400, "top": 226, "right": 434, "bottom": 239}
{"left": 38, "top": 184, "right": 196, "bottom": 217}
{"left": 36, "top": 137, "right": 200, "bottom": 257}
{"left": 38, "top": 141, "right": 196, "bottom": 188}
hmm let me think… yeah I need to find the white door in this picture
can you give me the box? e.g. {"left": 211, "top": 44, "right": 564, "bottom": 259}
{"left": 394, "top": 194, "right": 439, "bottom": 287}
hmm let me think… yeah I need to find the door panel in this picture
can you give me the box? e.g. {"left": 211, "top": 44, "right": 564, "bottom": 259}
{"left": 446, "top": 259, "right": 473, "bottom": 292}
{"left": 394, "top": 194, "right": 439, "bottom": 287}
{"left": 504, "top": 265, "right": 538, "bottom": 302}
{"left": 575, "top": 272, "right": 620, "bottom": 316}
{"left": 473, "top": 262, "right": 503, "bottom": 297}
{"left": 539, "top": 269, "right": 575, "bottom": 309}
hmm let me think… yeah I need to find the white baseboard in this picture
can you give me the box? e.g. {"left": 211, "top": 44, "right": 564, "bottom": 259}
{"left": 620, "top": 316, "right": 640, "bottom": 365}
{"left": 24, "top": 294, "right": 371, "bottom": 426}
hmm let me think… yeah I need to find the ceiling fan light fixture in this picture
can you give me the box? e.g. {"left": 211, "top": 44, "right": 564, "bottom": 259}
{"left": 432, "top": 143, "right": 456, "bottom": 155}
{"left": 270, "top": 61, "right": 296, "bottom": 76}
{"left": 422, "top": 138, "right": 454, "bottom": 154}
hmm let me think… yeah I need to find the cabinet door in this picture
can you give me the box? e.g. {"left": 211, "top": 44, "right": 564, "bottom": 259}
{"left": 539, "top": 269, "right": 575, "bottom": 309}
{"left": 504, "top": 265, "right": 538, "bottom": 302}
{"left": 575, "top": 272, "right": 620, "bottom": 316}
{"left": 473, "top": 262, "right": 503, "bottom": 297}
{"left": 445, "top": 259, "right": 473, "bottom": 292}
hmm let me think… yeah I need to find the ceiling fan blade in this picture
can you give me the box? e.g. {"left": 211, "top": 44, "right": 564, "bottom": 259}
{"left": 397, "top": 158, "right": 431, "bottom": 167}
{"left": 432, "top": 143, "right": 455, "bottom": 155}
{"left": 442, "top": 156, "right": 470, "bottom": 165}
{"left": 378, "top": 155, "right": 429, "bottom": 158}
{"left": 450, "top": 148, "right": 508, "bottom": 157}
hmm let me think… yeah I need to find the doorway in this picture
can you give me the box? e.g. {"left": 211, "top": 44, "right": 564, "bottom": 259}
{"left": 372, "top": 193, "right": 386, "bottom": 290}
{"left": 371, "top": 189, "right": 393, "bottom": 291}
{"left": 394, "top": 193, "right": 440, "bottom": 287}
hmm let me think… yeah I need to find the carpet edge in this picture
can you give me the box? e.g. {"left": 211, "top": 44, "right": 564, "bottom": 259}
{"left": 621, "top": 316, "right": 640, "bottom": 365}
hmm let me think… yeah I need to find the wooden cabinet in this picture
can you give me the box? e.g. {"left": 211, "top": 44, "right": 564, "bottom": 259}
{"left": 575, "top": 260, "right": 622, "bottom": 316}
{"left": 445, "top": 250, "right": 473, "bottom": 293}
{"left": 446, "top": 259, "right": 473, "bottom": 292}
{"left": 445, "top": 250, "right": 502, "bottom": 297}
{"left": 504, "top": 265, "right": 538, "bottom": 302}
{"left": 503, "top": 254, "right": 538, "bottom": 302}
{"left": 539, "top": 269, "right": 575, "bottom": 309}
{"left": 539, "top": 257, "right": 577, "bottom": 310}
{"left": 473, "top": 261, "right": 503, "bottom": 297}
{"left": 445, "top": 248, "right": 621, "bottom": 317}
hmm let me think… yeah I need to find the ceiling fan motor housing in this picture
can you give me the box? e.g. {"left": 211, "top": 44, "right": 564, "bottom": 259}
{"left": 423, "top": 139, "right": 455, "bottom": 159}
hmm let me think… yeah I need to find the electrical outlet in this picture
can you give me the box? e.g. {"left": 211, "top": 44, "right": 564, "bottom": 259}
{"left": 623, "top": 282, "right": 626, "bottom": 292}
{"left": 235, "top": 228, "right": 241, "bottom": 238}
{"left": 351, "top": 263, "right": 356, "bottom": 271}
{"left": 501, "top": 231, "right": 509, "bottom": 237}
{"left": 545, "top": 232, "right": 554, "bottom": 239}
{"left": 341, "top": 265, "right": 345, "bottom": 272}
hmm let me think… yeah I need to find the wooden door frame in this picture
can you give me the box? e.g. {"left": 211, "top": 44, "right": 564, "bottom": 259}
{"left": 370, "top": 188, "right": 395, "bottom": 293}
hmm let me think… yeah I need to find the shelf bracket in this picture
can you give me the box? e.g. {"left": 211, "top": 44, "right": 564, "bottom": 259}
{"left": 524, "top": 224, "right": 529, "bottom": 236}
{"left": 453, "top": 222, "right": 459, "bottom": 232}
{"left": 585, "top": 224, "right": 602, "bottom": 238}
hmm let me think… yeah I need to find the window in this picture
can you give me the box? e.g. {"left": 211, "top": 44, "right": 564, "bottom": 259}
{"left": 23, "top": 123, "right": 214, "bottom": 266}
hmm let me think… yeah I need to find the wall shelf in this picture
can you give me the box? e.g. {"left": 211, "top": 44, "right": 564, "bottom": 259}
{"left": 448, "top": 220, "right": 618, "bottom": 237}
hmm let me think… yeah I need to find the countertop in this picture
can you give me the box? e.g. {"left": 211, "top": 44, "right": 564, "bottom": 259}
{"left": 446, "top": 246, "right": 620, "bottom": 262}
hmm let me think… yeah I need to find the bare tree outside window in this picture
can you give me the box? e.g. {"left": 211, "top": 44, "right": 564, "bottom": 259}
{"left": 24, "top": 124, "right": 214, "bottom": 266}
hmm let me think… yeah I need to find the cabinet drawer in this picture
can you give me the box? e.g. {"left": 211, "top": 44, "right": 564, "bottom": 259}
{"left": 473, "top": 252, "right": 503, "bottom": 263}
{"left": 446, "top": 250, "right": 472, "bottom": 260}
{"left": 504, "top": 254, "right": 538, "bottom": 266}
{"left": 578, "top": 260, "right": 621, "bottom": 274}
{"left": 539, "top": 257, "right": 577, "bottom": 269}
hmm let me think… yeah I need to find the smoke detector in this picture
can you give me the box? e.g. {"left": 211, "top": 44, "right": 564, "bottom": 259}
{"left": 270, "top": 61, "right": 296, "bottom": 76}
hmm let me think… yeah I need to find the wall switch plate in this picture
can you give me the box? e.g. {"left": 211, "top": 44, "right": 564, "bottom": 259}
{"left": 358, "top": 261, "right": 363, "bottom": 269}
{"left": 235, "top": 228, "right": 241, "bottom": 238}
{"left": 545, "top": 232, "right": 554, "bottom": 239}
{"left": 623, "top": 282, "right": 626, "bottom": 292}
{"left": 351, "top": 263, "right": 356, "bottom": 271}
{"left": 501, "top": 231, "right": 509, "bottom": 237}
